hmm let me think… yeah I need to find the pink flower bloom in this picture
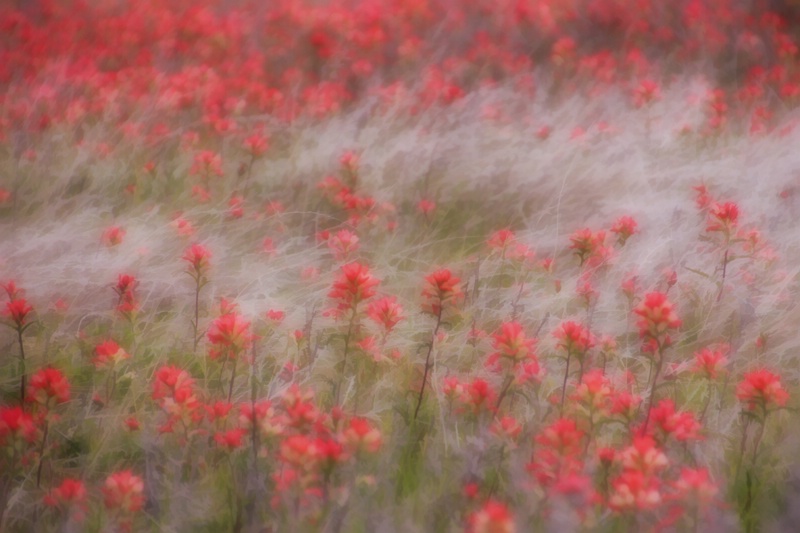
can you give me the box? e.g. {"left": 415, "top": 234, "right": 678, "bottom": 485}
{"left": 101, "top": 226, "right": 126, "bottom": 247}
{"left": 207, "top": 312, "right": 252, "bottom": 358}
{"left": 329, "top": 262, "right": 379, "bottom": 313}
{"left": 633, "top": 292, "right": 681, "bottom": 348}
{"left": 489, "top": 321, "right": 536, "bottom": 365}
{"left": 736, "top": 369, "right": 789, "bottom": 413}
{"left": 366, "top": 296, "right": 404, "bottom": 332}
{"left": 3, "top": 298, "right": 33, "bottom": 329}
{"left": 706, "top": 201, "right": 739, "bottom": 234}
{"left": 93, "top": 339, "right": 130, "bottom": 369}
{"left": 467, "top": 500, "right": 516, "bottom": 533}
{"left": 421, "top": 268, "right": 462, "bottom": 316}
{"left": 610, "top": 216, "right": 638, "bottom": 245}
{"left": 28, "top": 367, "right": 70, "bottom": 406}
{"left": 103, "top": 470, "right": 144, "bottom": 513}
{"left": 182, "top": 243, "right": 212, "bottom": 275}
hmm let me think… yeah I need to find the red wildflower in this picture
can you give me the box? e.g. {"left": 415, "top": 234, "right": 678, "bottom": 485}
{"left": 736, "top": 369, "right": 789, "bottom": 414}
{"left": 28, "top": 367, "right": 70, "bottom": 406}
{"left": 93, "top": 340, "right": 130, "bottom": 369}
{"left": 189, "top": 150, "right": 223, "bottom": 179}
{"left": 342, "top": 417, "right": 382, "bottom": 454}
{"left": 706, "top": 201, "right": 739, "bottom": 235}
{"left": 44, "top": 478, "right": 87, "bottom": 510}
{"left": 554, "top": 320, "right": 595, "bottom": 356}
{"left": 327, "top": 229, "right": 360, "bottom": 262}
{"left": 610, "top": 216, "right": 638, "bottom": 246}
{"left": 693, "top": 346, "right": 728, "bottom": 380}
{"left": 328, "top": 262, "right": 379, "bottom": 313}
{"left": 467, "top": 500, "right": 516, "bottom": 533}
{"left": 487, "top": 321, "right": 536, "bottom": 369}
{"left": 366, "top": 296, "right": 404, "bottom": 333}
{"left": 182, "top": 243, "right": 212, "bottom": 276}
{"left": 0, "top": 405, "right": 40, "bottom": 446}
{"left": 103, "top": 470, "right": 144, "bottom": 513}
{"left": 101, "top": 226, "right": 126, "bottom": 247}
{"left": 421, "top": 268, "right": 462, "bottom": 316}
{"left": 3, "top": 298, "right": 33, "bottom": 329}
{"left": 214, "top": 428, "right": 248, "bottom": 450}
{"left": 633, "top": 292, "right": 681, "bottom": 349}
{"left": 207, "top": 312, "right": 252, "bottom": 358}
{"left": 487, "top": 229, "right": 516, "bottom": 253}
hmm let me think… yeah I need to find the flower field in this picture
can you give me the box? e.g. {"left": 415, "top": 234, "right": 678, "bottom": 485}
{"left": 3, "top": 1, "right": 800, "bottom": 531}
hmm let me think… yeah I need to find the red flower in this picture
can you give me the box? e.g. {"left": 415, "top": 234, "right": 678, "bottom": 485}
{"left": 633, "top": 292, "right": 681, "bottom": 348}
{"left": 706, "top": 201, "right": 739, "bottom": 234}
{"left": 28, "top": 367, "right": 70, "bottom": 406}
{"left": 101, "top": 226, "right": 126, "bottom": 247}
{"left": 421, "top": 268, "right": 462, "bottom": 316}
{"left": 554, "top": 320, "right": 595, "bottom": 356}
{"left": 692, "top": 346, "right": 728, "bottom": 380}
{"left": 467, "top": 500, "right": 515, "bottom": 533}
{"left": 3, "top": 298, "right": 33, "bottom": 329}
{"left": 93, "top": 339, "right": 130, "bottom": 369}
{"left": 342, "top": 417, "right": 382, "bottom": 454}
{"left": 0, "top": 405, "right": 40, "bottom": 445}
{"left": 189, "top": 150, "right": 223, "bottom": 179}
{"left": 214, "top": 428, "right": 248, "bottom": 450}
{"left": 610, "top": 216, "right": 638, "bottom": 245}
{"left": 103, "top": 470, "right": 144, "bottom": 513}
{"left": 207, "top": 312, "right": 252, "bottom": 358}
{"left": 44, "top": 478, "right": 87, "bottom": 510}
{"left": 182, "top": 243, "right": 212, "bottom": 275}
{"left": 328, "top": 262, "right": 379, "bottom": 313}
{"left": 487, "top": 229, "right": 516, "bottom": 252}
{"left": 366, "top": 296, "right": 404, "bottom": 333}
{"left": 488, "top": 321, "right": 536, "bottom": 369}
{"left": 736, "top": 369, "right": 789, "bottom": 414}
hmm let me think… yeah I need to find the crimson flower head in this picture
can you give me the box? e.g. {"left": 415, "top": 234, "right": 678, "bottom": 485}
{"left": 490, "top": 321, "right": 536, "bottom": 365}
{"left": 2, "top": 280, "right": 24, "bottom": 300}
{"left": 366, "top": 296, "right": 404, "bottom": 333}
{"left": 189, "top": 150, "right": 223, "bottom": 179}
{"left": 328, "top": 262, "right": 379, "bottom": 313}
{"left": 736, "top": 369, "right": 789, "bottom": 414}
{"left": 706, "top": 201, "right": 739, "bottom": 235}
{"left": 633, "top": 292, "right": 681, "bottom": 349}
{"left": 0, "top": 405, "right": 40, "bottom": 446}
{"left": 44, "top": 478, "right": 88, "bottom": 517}
{"left": 553, "top": 320, "right": 595, "bottom": 356}
{"left": 692, "top": 346, "right": 728, "bottom": 380}
{"left": 207, "top": 311, "right": 252, "bottom": 358}
{"left": 93, "top": 340, "right": 130, "bottom": 370}
{"left": 3, "top": 298, "right": 33, "bottom": 329}
{"left": 28, "top": 367, "right": 70, "bottom": 406}
{"left": 182, "top": 243, "right": 212, "bottom": 276}
{"left": 467, "top": 500, "right": 516, "bottom": 533}
{"left": 487, "top": 229, "right": 516, "bottom": 252}
{"left": 152, "top": 365, "right": 197, "bottom": 406}
{"left": 421, "top": 268, "right": 462, "bottom": 316}
{"left": 633, "top": 79, "right": 660, "bottom": 107}
{"left": 103, "top": 470, "right": 144, "bottom": 513}
{"left": 214, "top": 428, "right": 249, "bottom": 451}
{"left": 243, "top": 133, "right": 269, "bottom": 157}
{"left": 610, "top": 216, "right": 638, "bottom": 246}
{"left": 342, "top": 417, "right": 382, "bottom": 454}
{"left": 101, "top": 226, "right": 126, "bottom": 247}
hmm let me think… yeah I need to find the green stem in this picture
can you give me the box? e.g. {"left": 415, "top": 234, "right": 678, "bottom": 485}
{"left": 335, "top": 310, "right": 356, "bottom": 405}
{"left": 559, "top": 352, "right": 572, "bottom": 415}
{"left": 17, "top": 328, "right": 25, "bottom": 406}
{"left": 641, "top": 344, "right": 664, "bottom": 435}
{"left": 36, "top": 417, "right": 49, "bottom": 488}
{"left": 413, "top": 309, "right": 442, "bottom": 421}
